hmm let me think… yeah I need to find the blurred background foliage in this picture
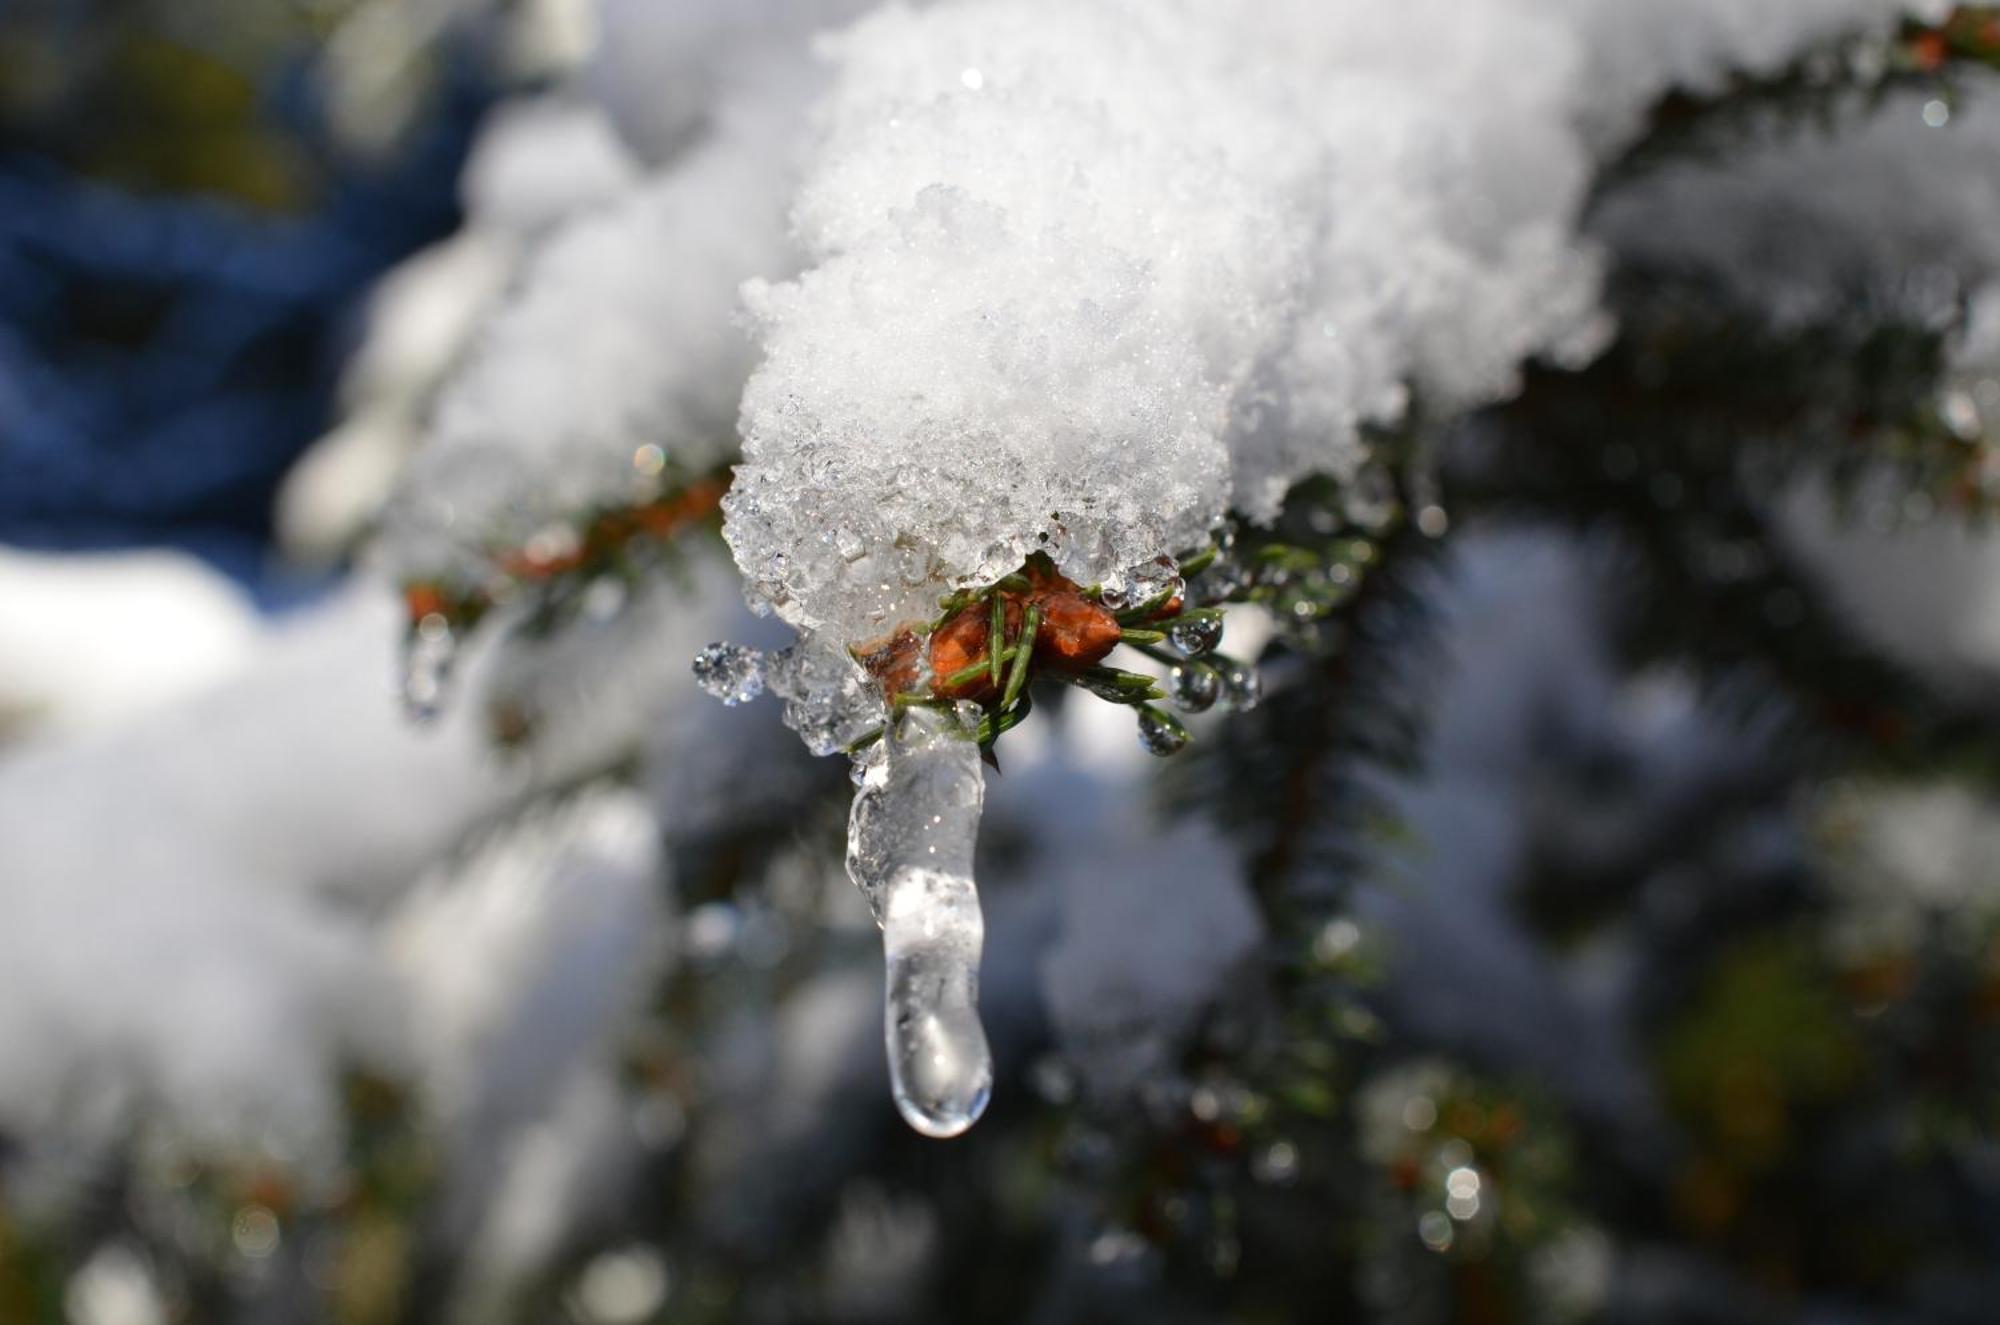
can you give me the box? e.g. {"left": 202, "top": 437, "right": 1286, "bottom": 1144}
{"left": 0, "top": 0, "right": 487, "bottom": 578}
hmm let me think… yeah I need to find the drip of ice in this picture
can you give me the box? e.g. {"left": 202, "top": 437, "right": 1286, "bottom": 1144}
{"left": 691, "top": 642, "right": 766, "bottom": 706}
{"left": 846, "top": 707, "right": 992, "bottom": 1138}
{"left": 399, "top": 615, "right": 458, "bottom": 723}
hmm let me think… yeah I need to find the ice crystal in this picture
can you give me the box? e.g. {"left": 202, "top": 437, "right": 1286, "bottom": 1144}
{"left": 691, "top": 642, "right": 766, "bottom": 707}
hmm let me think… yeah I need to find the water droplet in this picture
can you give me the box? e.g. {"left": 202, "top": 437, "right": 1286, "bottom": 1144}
{"left": 1137, "top": 706, "right": 1189, "bottom": 756}
{"left": 1167, "top": 662, "right": 1220, "bottom": 713}
{"left": 231, "top": 1205, "right": 281, "bottom": 1259}
{"left": 400, "top": 617, "right": 458, "bottom": 723}
{"left": 1220, "top": 660, "right": 1262, "bottom": 712}
{"left": 691, "top": 642, "right": 766, "bottom": 706}
{"left": 1168, "top": 612, "right": 1224, "bottom": 657}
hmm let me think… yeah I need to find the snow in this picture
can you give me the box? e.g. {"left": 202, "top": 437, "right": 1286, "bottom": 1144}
{"left": 458, "top": 95, "right": 643, "bottom": 234}
{"left": 277, "top": 96, "right": 640, "bottom": 564}
{"left": 724, "top": 0, "right": 1938, "bottom": 663}
{"left": 0, "top": 555, "right": 737, "bottom": 1172}
{"left": 1024, "top": 697, "right": 1263, "bottom": 1101}
{"left": 0, "top": 548, "right": 259, "bottom": 741}
{"left": 1595, "top": 77, "right": 2000, "bottom": 328}
{"left": 378, "top": 127, "right": 788, "bottom": 586}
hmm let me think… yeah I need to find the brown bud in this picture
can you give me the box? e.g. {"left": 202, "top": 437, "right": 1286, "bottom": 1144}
{"left": 929, "top": 598, "right": 1025, "bottom": 701}
{"left": 1031, "top": 590, "right": 1122, "bottom": 669}
{"left": 403, "top": 583, "right": 448, "bottom": 624}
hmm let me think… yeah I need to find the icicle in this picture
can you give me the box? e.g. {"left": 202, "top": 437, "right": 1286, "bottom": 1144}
{"left": 846, "top": 707, "right": 992, "bottom": 1138}
{"left": 399, "top": 613, "right": 459, "bottom": 723}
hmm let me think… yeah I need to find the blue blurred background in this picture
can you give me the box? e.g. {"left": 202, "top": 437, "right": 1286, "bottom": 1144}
{"left": 0, "top": 0, "right": 487, "bottom": 598}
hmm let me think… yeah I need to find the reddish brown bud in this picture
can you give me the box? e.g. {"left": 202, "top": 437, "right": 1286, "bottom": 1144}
{"left": 856, "top": 558, "right": 1124, "bottom": 705}
{"left": 403, "top": 583, "right": 448, "bottom": 624}
{"left": 1031, "top": 590, "right": 1122, "bottom": 668}
{"left": 930, "top": 598, "right": 1029, "bottom": 701}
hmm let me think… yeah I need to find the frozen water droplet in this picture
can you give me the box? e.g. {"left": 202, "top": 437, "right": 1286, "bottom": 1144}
{"left": 768, "top": 642, "right": 886, "bottom": 755}
{"left": 1168, "top": 612, "right": 1224, "bottom": 657}
{"left": 691, "top": 642, "right": 766, "bottom": 706}
{"left": 1168, "top": 662, "right": 1220, "bottom": 713}
{"left": 847, "top": 709, "right": 993, "bottom": 1137}
{"left": 1102, "top": 560, "right": 1183, "bottom": 611}
{"left": 400, "top": 614, "right": 458, "bottom": 723}
{"left": 1220, "top": 660, "right": 1263, "bottom": 712}
{"left": 1137, "top": 706, "right": 1189, "bottom": 756}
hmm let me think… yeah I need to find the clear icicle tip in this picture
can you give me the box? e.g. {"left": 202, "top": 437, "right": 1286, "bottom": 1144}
{"left": 847, "top": 708, "right": 994, "bottom": 1137}
{"left": 882, "top": 870, "right": 993, "bottom": 1137}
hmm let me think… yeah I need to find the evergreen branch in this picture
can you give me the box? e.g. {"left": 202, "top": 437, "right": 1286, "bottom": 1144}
{"left": 1599, "top": 6, "right": 2000, "bottom": 198}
